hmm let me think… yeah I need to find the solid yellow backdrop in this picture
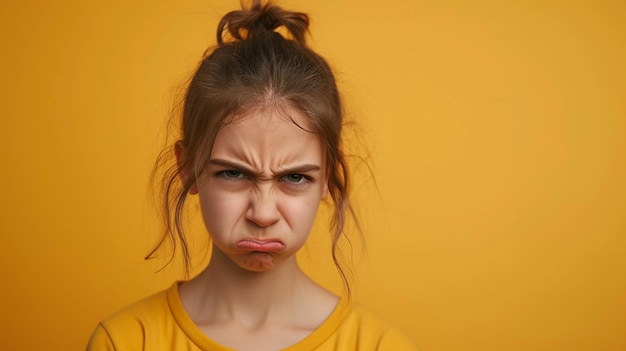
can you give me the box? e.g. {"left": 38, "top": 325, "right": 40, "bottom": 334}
{"left": 1, "top": 1, "right": 625, "bottom": 350}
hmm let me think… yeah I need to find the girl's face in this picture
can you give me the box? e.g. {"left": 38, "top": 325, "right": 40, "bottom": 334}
{"left": 195, "top": 108, "right": 328, "bottom": 272}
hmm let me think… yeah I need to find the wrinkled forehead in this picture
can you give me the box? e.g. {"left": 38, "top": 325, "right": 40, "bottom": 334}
{"left": 209, "top": 104, "right": 326, "bottom": 170}
{"left": 189, "top": 102, "right": 325, "bottom": 175}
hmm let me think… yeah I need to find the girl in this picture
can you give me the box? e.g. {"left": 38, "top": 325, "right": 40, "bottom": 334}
{"left": 87, "top": 1, "right": 416, "bottom": 350}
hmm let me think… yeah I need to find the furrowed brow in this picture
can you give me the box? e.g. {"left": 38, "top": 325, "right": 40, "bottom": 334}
{"left": 208, "top": 159, "right": 321, "bottom": 177}
{"left": 207, "top": 159, "right": 258, "bottom": 176}
{"left": 277, "top": 164, "right": 321, "bottom": 174}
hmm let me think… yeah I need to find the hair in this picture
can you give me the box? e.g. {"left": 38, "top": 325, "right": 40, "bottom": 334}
{"left": 147, "top": 0, "right": 358, "bottom": 295}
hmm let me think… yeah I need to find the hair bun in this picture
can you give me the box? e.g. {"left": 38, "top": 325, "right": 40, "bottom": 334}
{"left": 217, "top": 0, "right": 309, "bottom": 46}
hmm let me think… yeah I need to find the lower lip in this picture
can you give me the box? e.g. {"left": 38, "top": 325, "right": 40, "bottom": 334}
{"left": 236, "top": 240, "right": 285, "bottom": 252}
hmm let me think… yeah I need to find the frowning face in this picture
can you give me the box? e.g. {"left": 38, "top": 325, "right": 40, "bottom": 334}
{"left": 195, "top": 108, "right": 328, "bottom": 272}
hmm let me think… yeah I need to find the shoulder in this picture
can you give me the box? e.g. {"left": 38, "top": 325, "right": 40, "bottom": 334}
{"left": 283, "top": 297, "right": 419, "bottom": 351}
{"left": 86, "top": 287, "right": 175, "bottom": 350}
{"left": 102, "top": 287, "right": 172, "bottom": 329}
{"left": 315, "top": 300, "right": 419, "bottom": 350}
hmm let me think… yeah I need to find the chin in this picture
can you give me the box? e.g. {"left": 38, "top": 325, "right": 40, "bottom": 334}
{"left": 238, "top": 252, "right": 281, "bottom": 272}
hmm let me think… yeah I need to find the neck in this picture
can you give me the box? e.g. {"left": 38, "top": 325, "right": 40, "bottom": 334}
{"left": 181, "top": 246, "right": 310, "bottom": 326}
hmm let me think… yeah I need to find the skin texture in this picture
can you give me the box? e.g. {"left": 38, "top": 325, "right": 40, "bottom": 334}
{"left": 197, "top": 108, "right": 328, "bottom": 272}
{"left": 176, "top": 107, "right": 338, "bottom": 351}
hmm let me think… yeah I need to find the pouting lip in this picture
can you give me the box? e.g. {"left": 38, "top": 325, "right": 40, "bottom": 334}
{"left": 235, "top": 239, "right": 286, "bottom": 252}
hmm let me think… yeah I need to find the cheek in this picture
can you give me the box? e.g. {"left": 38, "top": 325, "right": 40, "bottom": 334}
{"left": 281, "top": 196, "right": 322, "bottom": 232}
{"left": 198, "top": 189, "right": 247, "bottom": 236}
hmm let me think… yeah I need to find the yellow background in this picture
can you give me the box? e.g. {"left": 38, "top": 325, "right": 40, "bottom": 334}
{"left": 1, "top": 0, "right": 625, "bottom": 350}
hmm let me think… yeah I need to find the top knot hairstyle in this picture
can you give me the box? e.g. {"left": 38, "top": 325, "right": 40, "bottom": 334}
{"left": 218, "top": 0, "right": 309, "bottom": 45}
{"left": 150, "top": 0, "right": 356, "bottom": 295}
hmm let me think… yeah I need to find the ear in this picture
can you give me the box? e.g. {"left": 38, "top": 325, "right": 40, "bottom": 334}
{"left": 175, "top": 141, "right": 198, "bottom": 195}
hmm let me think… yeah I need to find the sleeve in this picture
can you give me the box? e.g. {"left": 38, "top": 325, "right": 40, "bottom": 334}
{"left": 86, "top": 323, "right": 116, "bottom": 351}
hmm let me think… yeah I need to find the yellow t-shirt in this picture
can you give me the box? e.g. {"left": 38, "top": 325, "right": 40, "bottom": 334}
{"left": 87, "top": 283, "right": 417, "bottom": 350}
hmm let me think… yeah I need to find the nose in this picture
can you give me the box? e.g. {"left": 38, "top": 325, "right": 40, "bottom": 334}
{"left": 245, "top": 186, "right": 280, "bottom": 228}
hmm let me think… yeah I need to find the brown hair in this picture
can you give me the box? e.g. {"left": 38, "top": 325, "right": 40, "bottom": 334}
{"left": 148, "top": 0, "right": 357, "bottom": 295}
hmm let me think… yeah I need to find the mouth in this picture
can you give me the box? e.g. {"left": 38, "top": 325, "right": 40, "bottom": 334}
{"left": 236, "top": 239, "right": 286, "bottom": 252}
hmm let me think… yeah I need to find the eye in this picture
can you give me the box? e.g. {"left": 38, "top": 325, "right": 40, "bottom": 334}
{"left": 282, "top": 174, "right": 305, "bottom": 183}
{"left": 279, "top": 174, "right": 312, "bottom": 191}
{"left": 219, "top": 170, "right": 246, "bottom": 179}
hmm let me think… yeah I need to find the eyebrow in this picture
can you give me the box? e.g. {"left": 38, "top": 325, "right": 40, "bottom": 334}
{"left": 207, "top": 158, "right": 321, "bottom": 176}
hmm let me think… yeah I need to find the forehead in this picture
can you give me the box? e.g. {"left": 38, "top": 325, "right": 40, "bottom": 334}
{"left": 233, "top": 106, "right": 310, "bottom": 130}
{"left": 210, "top": 107, "right": 324, "bottom": 167}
